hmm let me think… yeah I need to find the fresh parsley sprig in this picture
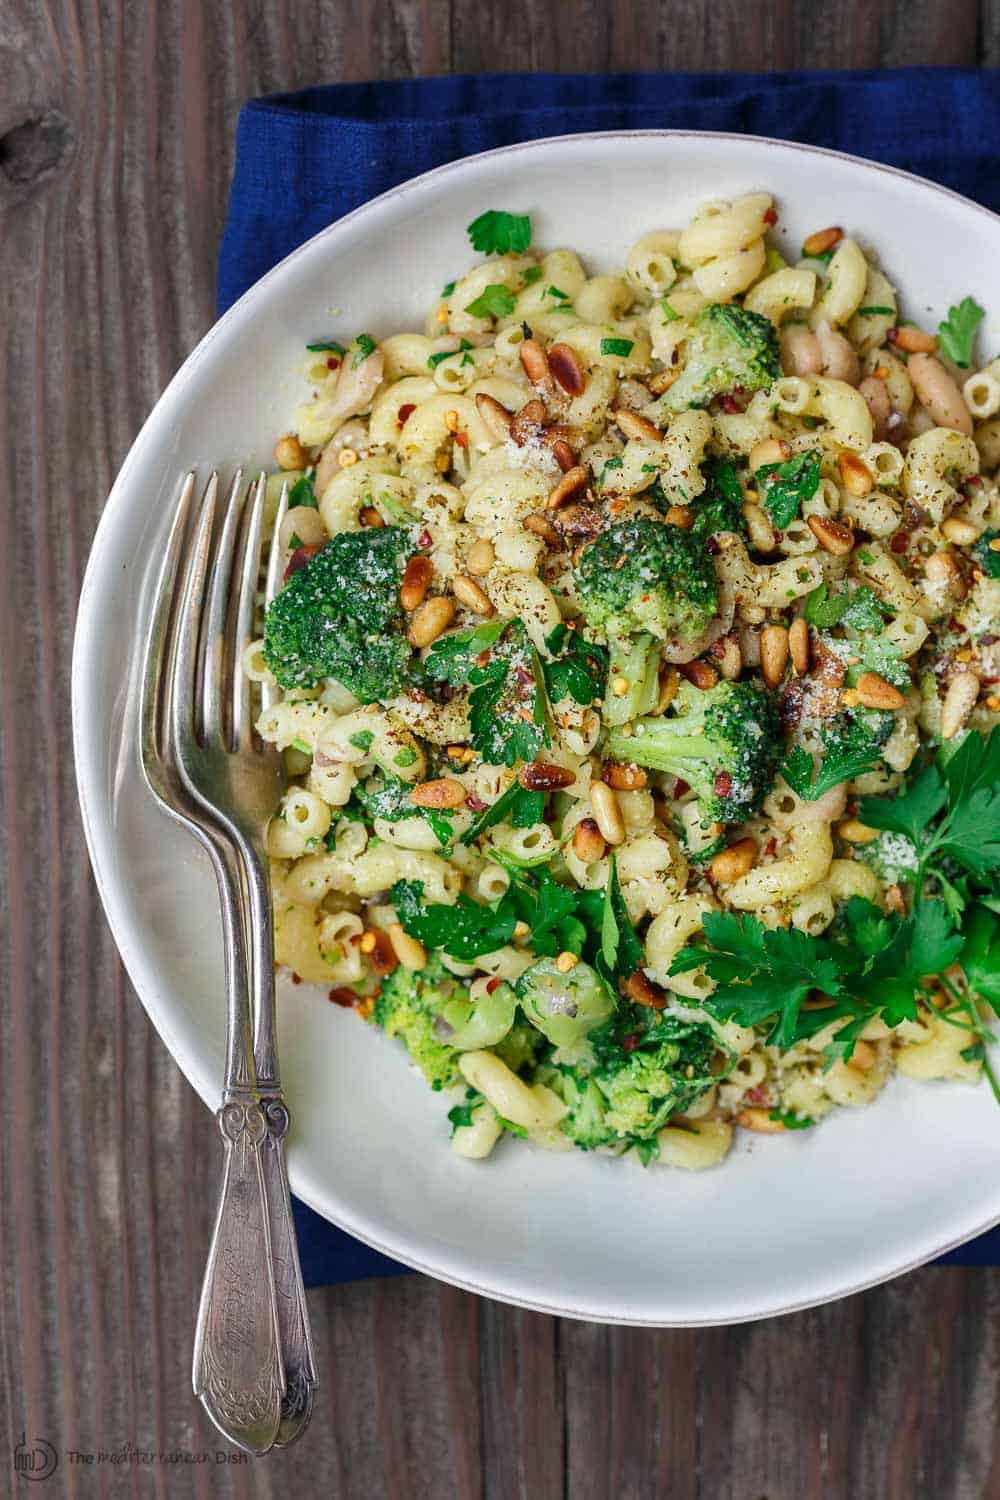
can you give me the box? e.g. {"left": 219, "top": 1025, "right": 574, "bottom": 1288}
{"left": 755, "top": 449, "right": 822, "bottom": 529}
{"left": 467, "top": 210, "right": 532, "bottom": 256}
{"left": 937, "top": 296, "right": 985, "bottom": 368}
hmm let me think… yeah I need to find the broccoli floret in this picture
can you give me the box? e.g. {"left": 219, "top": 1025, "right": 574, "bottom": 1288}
{"left": 264, "top": 527, "right": 414, "bottom": 699}
{"left": 606, "top": 678, "right": 781, "bottom": 824}
{"left": 494, "top": 1018, "right": 544, "bottom": 1076}
{"left": 688, "top": 457, "right": 748, "bottom": 545}
{"left": 858, "top": 830, "right": 920, "bottom": 885}
{"left": 603, "top": 633, "right": 661, "bottom": 726}
{"left": 552, "top": 1006, "right": 722, "bottom": 1147}
{"left": 573, "top": 515, "right": 717, "bottom": 643}
{"left": 646, "top": 303, "right": 781, "bottom": 417}
{"left": 973, "top": 527, "right": 1000, "bottom": 579}
{"left": 516, "top": 957, "right": 616, "bottom": 1048}
{"left": 372, "top": 957, "right": 519, "bottom": 1089}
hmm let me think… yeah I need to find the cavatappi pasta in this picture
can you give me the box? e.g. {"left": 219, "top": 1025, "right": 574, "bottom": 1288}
{"left": 252, "top": 199, "right": 1000, "bottom": 1171}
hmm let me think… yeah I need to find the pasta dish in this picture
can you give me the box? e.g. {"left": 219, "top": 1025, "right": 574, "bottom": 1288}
{"left": 246, "top": 194, "right": 1000, "bottom": 1169}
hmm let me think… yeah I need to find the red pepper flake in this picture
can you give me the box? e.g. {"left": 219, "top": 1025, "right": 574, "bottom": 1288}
{"left": 284, "top": 544, "right": 318, "bottom": 580}
{"left": 326, "top": 356, "right": 341, "bottom": 371}
{"left": 397, "top": 402, "right": 416, "bottom": 428}
{"left": 466, "top": 793, "right": 486, "bottom": 811}
{"left": 417, "top": 528, "right": 433, "bottom": 549}
{"left": 714, "top": 771, "right": 733, "bottom": 798}
{"left": 764, "top": 836, "right": 777, "bottom": 857}
{"left": 328, "top": 986, "right": 358, "bottom": 1007}
{"left": 968, "top": 474, "right": 983, "bottom": 488}
{"left": 485, "top": 977, "right": 502, "bottom": 994}
{"left": 889, "top": 533, "right": 908, "bottom": 555}
{"left": 746, "top": 1085, "right": 772, "bottom": 1106}
{"left": 622, "top": 1034, "right": 640, "bottom": 1052}
{"left": 705, "top": 536, "right": 721, "bottom": 555}
{"left": 515, "top": 664, "right": 534, "bottom": 684}
{"left": 292, "top": 973, "right": 302, "bottom": 986}
{"left": 474, "top": 650, "right": 491, "bottom": 668}
{"left": 763, "top": 207, "right": 778, "bottom": 225}
{"left": 454, "top": 430, "right": 469, "bottom": 449}
{"left": 673, "top": 778, "right": 690, "bottom": 798}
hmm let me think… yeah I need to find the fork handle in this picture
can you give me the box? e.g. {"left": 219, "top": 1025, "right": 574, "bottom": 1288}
{"left": 259, "top": 1098, "right": 317, "bottom": 1445}
{"left": 192, "top": 1096, "right": 285, "bottom": 1455}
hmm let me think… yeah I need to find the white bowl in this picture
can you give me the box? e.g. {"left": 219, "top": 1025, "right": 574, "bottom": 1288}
{"left": 74, "top": 131, "right": 1000, "bottom": 1325}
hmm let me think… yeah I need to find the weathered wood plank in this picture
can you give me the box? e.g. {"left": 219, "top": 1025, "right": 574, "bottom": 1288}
{"left": 1, "top": 3, "right": 997, "bottom": 1499}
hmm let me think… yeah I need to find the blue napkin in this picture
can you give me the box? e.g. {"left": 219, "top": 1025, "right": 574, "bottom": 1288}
{"left": 221, "top": 70, "right": 1000, "bottom": 1284}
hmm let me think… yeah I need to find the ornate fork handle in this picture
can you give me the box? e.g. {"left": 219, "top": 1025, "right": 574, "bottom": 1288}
{"left": 259, "top": 1098, "right": 316, "bottom": 1444}
{"left": 192, "top": 1096, "right": 285, "bottom": 1455}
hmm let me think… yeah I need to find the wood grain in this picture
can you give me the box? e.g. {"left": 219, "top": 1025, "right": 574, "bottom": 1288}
{"left": 1, "top": 3, "right": 998, "bottom": 1497}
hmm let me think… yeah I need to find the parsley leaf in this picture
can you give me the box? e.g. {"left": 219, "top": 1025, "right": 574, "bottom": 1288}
{"left": 973, "top": 529, "right": 1000, "bottom": 579}
{"left": 352, "top": 334, "right": 377, "bottom": 367}
{"left": 859, "top": 762, "right": 948, "bottom": 845}
{"left": 937, "top": 296, "right": 985, "bottom": 368}
{"left": 288, "top": 474, "right": 318, "bottom": 510}
{"left": 780, "top": 730, "right": 886, "bottom": 802}
{"left": 392, "top": 879, "right": 516, "bottom": 961}
{"left": 467, "top": 210, "right": 532, "bottom": 256}
{"left": 961, "top": 904, "right": 1000, "bottom": 1006}
{"left": 542, "top": 624, "right": 608, "bottom": 706}
{"left": 756, "top": 449, "right": 822, "bottom": 529}
{"left": 355, "top": 773, "right": 456, "bottom": 848}
{"left": 600, "top": 337, "right": 634, "bottom": 358}
{"left": 464, "top": 285, "right": 517, "bottom": 320}
{"left": 600, "top": 854, "right": 644, "bottom": 978}
{"left": 426, "top": 619, "right": 548, "bottom": 767}
{"left": 460, "top": 780, "right": 545, "bottom": 845}
{"left": 306, "top": 339, "right": 345, "bottom": 354}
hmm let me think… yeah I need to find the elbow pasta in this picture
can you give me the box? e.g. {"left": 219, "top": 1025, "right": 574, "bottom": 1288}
{"left": 254, "top": 189, "right": 999, "bottom": 1173}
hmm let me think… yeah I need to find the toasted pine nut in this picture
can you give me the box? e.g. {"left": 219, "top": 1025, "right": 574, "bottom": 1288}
{"left": 760, "top": 625, "right": 790, "bottom": 689}
{"left": 388, "top": 923, "right": 427, "bottom": 971}
{"left": 885, "top": 884, "right": 906, "bottom": 915}
{"left": 680, "top": 660, "right": 719, "bottom": 691}
{"left": 519, "top": 338, "right": 550, "bottom": 385}
{"left": 709, "top": 632, "right": 742, "bottom": 681}
{"left": 988, "top": 694, "right": 1000, "bottom": 712}
{"left": 548, "top": 343, "right": 586, "bottom": 396}
{"left": 892, "top": 326, "right": 937, "bottom": 354}
{"left": 452, "top": 573, "right": 495, "bottom": 616}
{"left": 465, "top": 538, "right": 495, "bottom": 575}
{"left": 555, "top": 951, "right": 578, "bottom": 974}
{"left": 789, "top": 617, "right": 810, "bottom": 676}
{"left": 736, "top": 1107, "right": 786, "bottom": 1134}
{"left": 552, "top": 438, "right": 576, "bottom": 473}
{"left": 837, "top": 818, "right": 879, "bottom": 844}
{"left": 474, "top": 391, "right": 512, "bottom": 439}
{"left": 624, "top": 970, "right": 667, "bottom": 1010}
{"left": 653, "top": 667, "right": 680, "bottom": 716}
{"left": 518, "top": 761, "right": 576, "bottom": 791}
{"left": 513, "top": 921, "right": 531, "bottom": 941}
{"left": 647, "top": 368, "right": 680, "bottom": 395}
{"left": 709, "top": 837, "right": 757, "bottom": 884}
{"left": 338, "top": 448, "right": 359, "bottom": 468}
{"left": 855, "top": 672, "right": 905, "bottom": 710}
{"left": 408, "top": 595, "right": 455, "bottom": 648}
{"left": 590, "top": 781, "right": 625, "bottom": 845}
{"left": 359, "top": 505, "right": 384, "bottom": 528}
{"left": 941, "top": 517, "right": 982, "bottom": 546}
{"left": 941, "top": 670, "right": 980, "bottom": 740}
{"left": 523, "top": 511, "right": 561, "bottom": 546}
{"left": 837, "top": 451, "right": 874, "bottom": 497}
{"left": 848, "top": 1039, "right": 876, "bottom": 1073}
{"left": 603, "top": 763, "right": 648, "bottom": 791}
{"left": 572, "top": 818, "right": 606, "bottom": 864}
{"left": 807, "top": 514, "right": 854, "bottom": 556}
{"left": 547, "top": 465, "right": 589, "bottom": 510}
{"left": 509, "top": 398, "right": 547, "bottom": 446}
{"left": 614, "top": 407, "right": 663, "bottom": 443}
{"left": 802, "top": 226, "right": 843, "bottom": 257}
{"left": 749, "top": 437, "right": 791, "bottom": 472}
{"left": 409, "top": 777, "right": 466, "bottom": 809}
{"left": 742, "top": 501, "right": 777, "bottom": 552}
{"left": 400, "top": 555, "right": 432, "bottom": 611}
{"left": 274, "top": 433, "right": 309, "bottom": 470}
{"left": 924, "top": 551, "right": 966, "bottom": 598}
{"left": 665, "top": 505, "right": 694, "bottom": 529}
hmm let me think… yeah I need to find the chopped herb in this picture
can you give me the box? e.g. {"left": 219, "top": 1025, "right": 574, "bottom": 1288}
{"left": 425, "top": 618, "right": 548, "bottom": 766}
{"left": 521, "top": 266, "right": 543, "bottom": 286}
{"left": 855, "top": 306, "right": 894, "bottom": 317}
{"left": 291, "top": 738, "right": 311, "bottom": 755}
{"left": 497, "top": 1116, "right": 529, "bottom": 1138}
{"left": 394, "top": 746, "right": 418, "bottom": 768}
{"left": 348, "top": 730, "right": 375, "bottom": 753}
{"left": 770, "top": 1110, "right": 816, "bottom": 1130}
{"left": 428, "top": 338, "right": 473, "bottom": 370}
{"left": 288, "top": 532, "right": 303, "bottom": 549}
{"left": 467, "top": 210, "right": 533, "bottom": 256}
{"left": 460, "top": 780, "right": 545, "bottom": 845}
{"left": 441, "top": 280, "right": 456, "bottom": 297}
{"left": 661, "top": 299, "right": 679, "bottom": 323}
{"left": 306, "top": 339, "right": 346, "bottom": 354}
{"left": 547, "top": 285, "right": 570, "bottom": 301}
{"left": 288, "top": 474, "right": 318, "bottom": 510}
{"left": 756, "top": 449, "right": 822, "bottom": 529}
{"left": 937, "top": 296, "right": 985, "bottom": 368}
{"left": 600, "top": 337, "right": 634, "bottom": 358}
{"left": 352, "top": 334, "right": 377, "bottom": 367}
{"left": 464, "top": 285, "right": 517, "bottom": 320}
{"left": 542, "top": 623, "right": 608, "bottom": 706}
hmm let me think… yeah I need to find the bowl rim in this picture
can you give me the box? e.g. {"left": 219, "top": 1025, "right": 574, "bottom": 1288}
{"left": 73, "top": 128, "right": 1000, "bottom": 1325}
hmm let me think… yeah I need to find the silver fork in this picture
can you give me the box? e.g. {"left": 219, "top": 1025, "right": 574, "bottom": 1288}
{"left": 140, "top": 470, "right": 315, "bottom": 1453}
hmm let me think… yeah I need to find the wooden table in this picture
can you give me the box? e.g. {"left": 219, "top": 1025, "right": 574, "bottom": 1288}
{"left": 3, "top": 5, "right": 1000, "bottom": 1495}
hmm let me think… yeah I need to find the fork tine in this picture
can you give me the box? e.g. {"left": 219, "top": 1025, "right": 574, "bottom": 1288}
{"left": 260, "top": 480, "right": 289, "bottom": 715}
{"left": 232, "top": 472, "right": 269, "bottom": 749}
{"left": 200, "top": 470, "right": 246, "bottom": 746}
{"left": 168, "top": 472, "right": 219, "bottom": 754}
{"left": 139, "top": 471, "right": 197, "bottom": 785}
